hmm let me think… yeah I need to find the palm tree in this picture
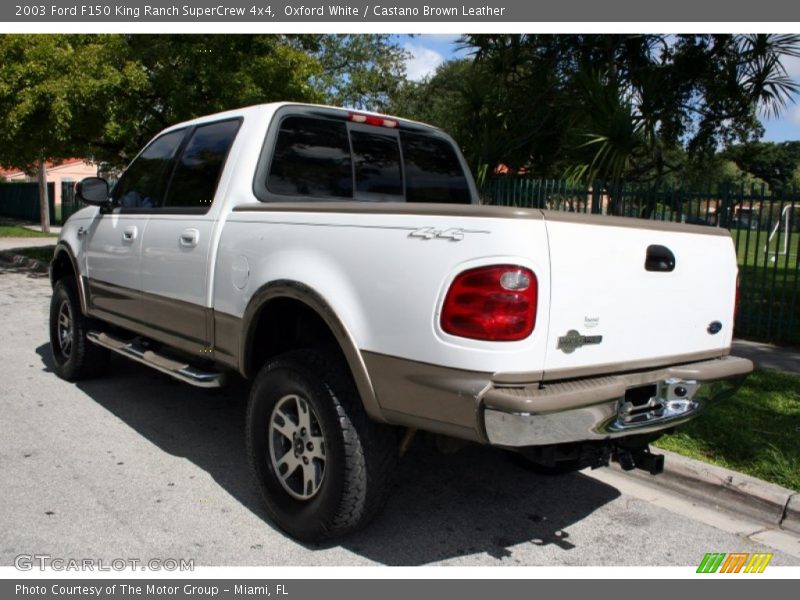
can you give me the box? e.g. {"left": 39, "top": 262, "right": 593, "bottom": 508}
{"left": 565, "top": 35, "right": 800, "bottom": 213}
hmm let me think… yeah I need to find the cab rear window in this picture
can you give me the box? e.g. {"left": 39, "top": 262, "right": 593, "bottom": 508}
{"left": 401, "top": 131, "right": 471, "bottom": 204}
{"left": 267, "top": 117, "right": 352, "bottom": 198}
{"left": 351, "top": 129, "right": 403, "bottom": 199}
{"left": 264, "top": 114, "right": 471, "bottom": 204}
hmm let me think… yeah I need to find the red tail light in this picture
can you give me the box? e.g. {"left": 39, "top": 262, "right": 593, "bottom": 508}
{"left": 441, "top": 265, "right": 537, "bottom": 341}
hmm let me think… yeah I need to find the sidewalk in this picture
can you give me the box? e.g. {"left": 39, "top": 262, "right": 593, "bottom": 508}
{"left": 0, "top": 237, "right": 58, "bottom": 252}
{"left": 732, "top": 339, "right": 800, "bottom": 375}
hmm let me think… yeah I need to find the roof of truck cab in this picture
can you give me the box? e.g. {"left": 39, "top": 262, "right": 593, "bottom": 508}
{"left": 159, "top": 102, "right": 438, "bottom": 134}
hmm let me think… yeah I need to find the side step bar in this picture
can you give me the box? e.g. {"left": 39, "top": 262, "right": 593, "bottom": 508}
{"left": 87, "top": 331, "right": 225, "bottom": 388}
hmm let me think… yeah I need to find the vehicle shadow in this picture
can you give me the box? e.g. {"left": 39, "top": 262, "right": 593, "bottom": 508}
{"left": 0, "top": 261, "right": 49, "bottom": 279}
{"left": 35, "top": 343, "right": 622, "bottom": 565}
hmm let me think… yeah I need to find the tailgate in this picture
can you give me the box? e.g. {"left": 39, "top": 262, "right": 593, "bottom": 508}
{"left": 541, "top": 212, "right": 737, "bottom": 380}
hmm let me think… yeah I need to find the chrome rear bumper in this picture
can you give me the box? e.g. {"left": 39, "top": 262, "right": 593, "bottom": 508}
{"left": 483, "top": 356, "right": 753, "bottom": 447}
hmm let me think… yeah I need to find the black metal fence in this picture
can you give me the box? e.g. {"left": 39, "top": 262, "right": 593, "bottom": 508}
{"left": 0, "top": 182, "right": 56, "bottom": 224}
{"left": 0, "top": 181, "right": 86, "bottom": 225}
{"left": 483, "top": 177, "right": 800, "bottom": 346}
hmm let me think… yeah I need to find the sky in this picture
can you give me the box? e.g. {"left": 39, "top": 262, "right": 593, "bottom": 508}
{"left": 760, "top": 54, "right": 800, "bottom": 142}
{"left": 399, "top": 35, "right": 800, "bottom": 143}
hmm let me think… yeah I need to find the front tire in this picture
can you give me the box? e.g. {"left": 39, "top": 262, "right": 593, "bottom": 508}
{"left": 49, "top": 278, "right": 109, "bottom": 381}
{"left": 246, "top": 349, "right": 397, "bottom": 542}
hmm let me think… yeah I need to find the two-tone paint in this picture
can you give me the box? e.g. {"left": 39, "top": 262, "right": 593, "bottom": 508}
{"left": 52, "top": 102, "right": 747, "bottom": 445}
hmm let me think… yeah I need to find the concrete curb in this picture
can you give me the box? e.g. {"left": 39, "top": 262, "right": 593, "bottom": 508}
{"left": 0, "top": 250, "right": 49, "bottom": 274}
{"left": 784, "top": 494, "right": 800, "bottom": 535}
{"left": 617, "top": 448, "right": 799, "bottom": 535}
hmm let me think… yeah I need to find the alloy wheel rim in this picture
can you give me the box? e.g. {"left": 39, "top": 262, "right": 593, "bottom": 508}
{"left": 57, "top": 301, "right": 73, "bottom": 358}
{"left": 268, "top": 394, "right": 326, "bottom": 500}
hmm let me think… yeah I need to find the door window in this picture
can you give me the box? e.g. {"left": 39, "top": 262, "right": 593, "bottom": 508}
{"left": 112, "top": 129, "right": 186, "bottom": 209}
{"left": 163, "top": 119, "right": 241, "bottom": 211}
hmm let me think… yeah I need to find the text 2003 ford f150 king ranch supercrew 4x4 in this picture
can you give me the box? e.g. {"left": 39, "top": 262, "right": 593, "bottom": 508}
{"left": 48, "top": 102, "right": 753, "bottom": 541}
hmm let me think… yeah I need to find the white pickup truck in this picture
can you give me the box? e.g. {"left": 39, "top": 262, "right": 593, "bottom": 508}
{"left": 49, "top": 102, "right": 752, "bottom": 541}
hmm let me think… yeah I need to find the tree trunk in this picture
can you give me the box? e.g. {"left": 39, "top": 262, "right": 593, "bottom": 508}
{"left": 37, "top": 155, "right": 50, "bottom": 234}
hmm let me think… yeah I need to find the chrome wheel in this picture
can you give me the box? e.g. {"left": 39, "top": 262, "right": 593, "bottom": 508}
{"left": 57, "top": 300, "right": 73, "bottom": 358}
{"left": 268, "top": 394, "right": 326, "bottom": 500}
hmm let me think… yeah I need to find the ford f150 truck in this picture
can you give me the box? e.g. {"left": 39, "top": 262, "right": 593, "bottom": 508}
{"left": 49, "top": 102, "right": 753, "bottom": 541}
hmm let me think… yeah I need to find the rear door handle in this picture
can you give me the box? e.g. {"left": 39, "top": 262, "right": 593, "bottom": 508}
{"left": 122, "top": 226, "right": 137, "bottom": 242}
{"left": 645, "top": 245, "right": 675, "bottom": 272}
{"left": 180, "top": 228, "right": 199, "bottom": 248}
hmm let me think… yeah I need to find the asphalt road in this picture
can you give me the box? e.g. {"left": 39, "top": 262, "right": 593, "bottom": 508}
{"left": 1, "top": 261, "right": 797, "bottom": 567}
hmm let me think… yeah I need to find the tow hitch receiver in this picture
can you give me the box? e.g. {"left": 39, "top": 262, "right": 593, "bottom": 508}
{"left": 614, "top": 447, "right": 665, "bottom": 475}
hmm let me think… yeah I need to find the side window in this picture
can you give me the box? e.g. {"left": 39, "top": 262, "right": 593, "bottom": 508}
{"left": 350, "top": 130, "right": 403, "bottom": 200}
{"left": 112, "top": 130, "right": 185, "bottom": 209}
{"left": 400, "top": 132, "right": 471, "bottom": 204}
{"left": 163, "top": 119, "right": 241, "bottom": 211}
{"left": 267, "top": 116, "right": 352, "bottom": 198}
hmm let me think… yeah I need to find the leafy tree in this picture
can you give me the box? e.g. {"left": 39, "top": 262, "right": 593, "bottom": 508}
{"left": 0, "top": 34, "right": 409, "bottom": 231}
{"left": 300, "top": 35, "right": 409, "bottom": 111}
{"left": 0, "top": 35, "right": 126, "bottom": 231}
{"left": 395, "top": 34, "right": 800, "bottom": 207}
{"left": 84, "top": 35, "right": 324, "bottom": 164}
{"left": 91, "top": 34, "right": 407, "bottom": 163}
{"left": 388, "top": 56, "right": 571, "bottom": 184}
{"left": 722, "top": 141, "right": 800, "bottom": 192}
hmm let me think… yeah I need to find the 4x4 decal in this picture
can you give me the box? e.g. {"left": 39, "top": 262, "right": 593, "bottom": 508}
{"left": 408, "top": 226, "right": 489, "bottom": 241}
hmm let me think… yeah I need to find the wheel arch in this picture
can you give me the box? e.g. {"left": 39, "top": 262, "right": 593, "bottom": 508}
{"left": 239, "top": 280, "right": 385, "bottom": 423}
{"left": 50, "top": 242, "right": 88, "bottom": 315}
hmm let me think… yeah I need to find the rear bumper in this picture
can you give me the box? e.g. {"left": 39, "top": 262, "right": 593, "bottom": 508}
{"left": 483, "top": 356, "right": 753, "bottom": 447}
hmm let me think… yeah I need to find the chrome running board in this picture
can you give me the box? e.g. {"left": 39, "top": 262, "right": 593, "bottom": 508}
{"left": 87, "top": 331, "right": 224, "bottom": 388}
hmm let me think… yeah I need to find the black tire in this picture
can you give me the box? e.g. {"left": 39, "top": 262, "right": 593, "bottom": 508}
{"left": 49, "top": 278, "right": 110, "bottom": 381}
{"left": 246, "top": 349, "right": 397, "bottom": 542}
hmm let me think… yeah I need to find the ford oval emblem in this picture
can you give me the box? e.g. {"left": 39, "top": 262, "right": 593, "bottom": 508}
{"left": 707, "top": 321, "right": 723, "bottom": 335}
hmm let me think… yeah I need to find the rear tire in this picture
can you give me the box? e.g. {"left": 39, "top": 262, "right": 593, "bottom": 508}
{"left": 49, "top": 278, "right": 109, "bottom": 381}
{"left": 246, "top": 349, "right": 397, "bottom": 542}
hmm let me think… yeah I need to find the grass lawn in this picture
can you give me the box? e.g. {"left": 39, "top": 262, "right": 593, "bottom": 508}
{"left": 0, "top": 224, "right": 58, "bottom": 238}
{"left": 10, "top": 245, "right": 56, "bottom": 263}
{"left": 733, "top": 230, "right": 799, "bottom": 267}
{"left": 655, "top": 370, "right": 800, "bottom": 491}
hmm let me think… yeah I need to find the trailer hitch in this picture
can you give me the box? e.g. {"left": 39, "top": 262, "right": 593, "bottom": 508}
{"left": 614, "top": 446, "right": 665, "bottom": 475}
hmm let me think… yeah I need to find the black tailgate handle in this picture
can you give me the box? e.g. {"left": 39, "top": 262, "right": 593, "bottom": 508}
{"left": 645, "top": 245, "right": 675, "bottom": 272}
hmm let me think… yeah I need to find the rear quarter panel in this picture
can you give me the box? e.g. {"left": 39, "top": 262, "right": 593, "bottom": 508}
{"left": 213, "top": 209, "right": 552, "bottom": 375}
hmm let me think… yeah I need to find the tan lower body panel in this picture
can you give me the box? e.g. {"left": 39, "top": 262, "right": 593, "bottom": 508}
{"left": 213, "top": 311, "right": 241, "bottom": 371}
{"left": 360, "top": 351, "right": 493, "bottom": 443}
{"left": 87, "top": 279, "right": 140, "bottom": 322}
{"left": 86, "top": 279, "right": 209, "bottom": 357}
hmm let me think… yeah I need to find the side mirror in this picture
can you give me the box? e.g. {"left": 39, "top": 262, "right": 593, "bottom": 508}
{"left": 76, "top": 177, "right": 110, "bottom": 207}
